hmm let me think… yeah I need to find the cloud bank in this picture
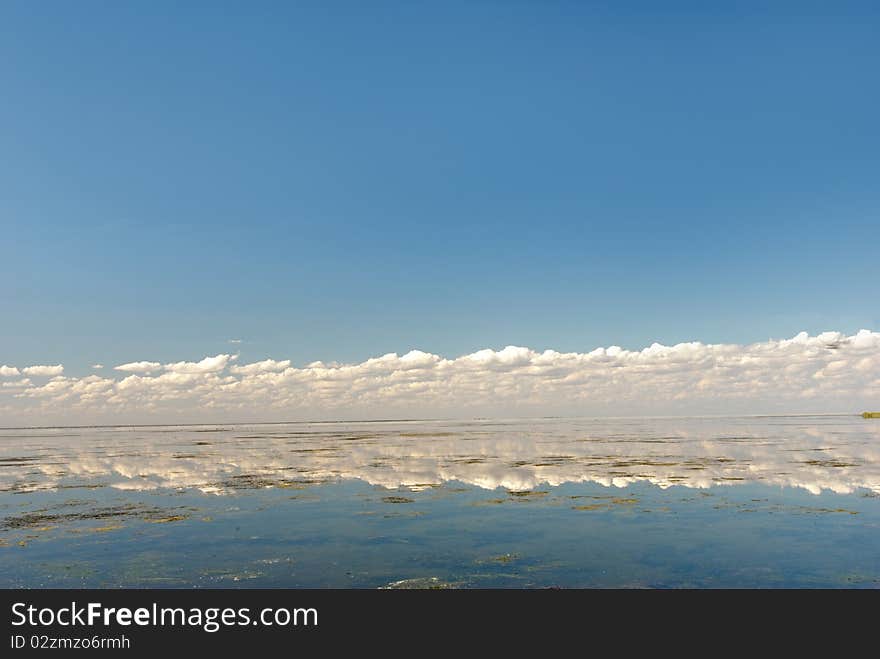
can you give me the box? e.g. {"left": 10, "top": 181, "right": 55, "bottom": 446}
{"left": 1, "top": 330, "right": 878, "bottom": 424}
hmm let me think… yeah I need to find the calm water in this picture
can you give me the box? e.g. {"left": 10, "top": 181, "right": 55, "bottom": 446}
{"left": 1, "top": 416, "right": 878, "bottom": 588}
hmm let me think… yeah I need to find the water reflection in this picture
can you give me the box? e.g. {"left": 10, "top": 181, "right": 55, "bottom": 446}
{"left": 1, "top": 416, "right": 878, "bottom": 496}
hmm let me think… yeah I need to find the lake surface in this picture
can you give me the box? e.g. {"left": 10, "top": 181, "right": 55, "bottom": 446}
{"left": 1, "top": 415, "right": 878, "bottom": 588}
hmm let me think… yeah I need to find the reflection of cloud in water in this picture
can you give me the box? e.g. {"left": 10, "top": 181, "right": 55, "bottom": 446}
{"left": 1, "top": 417, "right": 878, "bottom": 496}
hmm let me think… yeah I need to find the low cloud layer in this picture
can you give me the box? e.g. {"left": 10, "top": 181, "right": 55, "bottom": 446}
{"left": 114, "top": 361, "right": 162, "bottom": 373}
{"left": 1, "top": 364, "right": 63, "bottom": 378}
{"left": 1, "top": 330, "right": 878, "bottom": 424}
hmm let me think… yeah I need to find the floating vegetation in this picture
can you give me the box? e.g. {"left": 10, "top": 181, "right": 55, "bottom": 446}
{"left": 203, "top": 571, "right": 265, "bottom": 583}
{"left": 571, "top": 495, "right": 639, "bottom": 512}
{"left": 473, "top": 498, "right": 507, "bottom": 506}
{"left": 276, "top": 480, "right": 320, "bottom": 490}
{"left": 507, "top": 490, "right": 548, "bottom": 499}
{"left": 0, "top": 502, "right": 194, "bottom": 539}
{"left": 610, "top": 460, "right": 678, "bottom": 468}
{"left": 216, "top": 474, "right": 278, "bottom": 489}
{"left": 2, "top": 504, "right": 159, "bottom": 530}
{"left": 147, "top": 515, "right": 188, "bottom": 524}
{"left": 800, "top": 507, "right": 859, "bottom": 516}
{"left": 480, "top": 553, "right": 519, "bottom": 564}
{"left": 383, "top": 511, "right": 425, "bottom": 518}
{"left": 0, "top": 482, "right": 42, "bottom": 494}
{"left": 381, "top": 496, "right": 415, "bottom": 504}
{"left": 255, "top": 557, "right": 294, "bottom": 566}
{"left": 381, "top": 577, "right": 457, "bottom": 589}
{"left": 0, "top": 456, "right": 41, "bottom": 465}
{"left": 802, "top": 459, "right": 859, "bottom": 468}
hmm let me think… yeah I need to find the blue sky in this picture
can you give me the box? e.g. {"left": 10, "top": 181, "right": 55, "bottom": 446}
{"left": 2, "top": 1, "right": 878, "bottom": 375}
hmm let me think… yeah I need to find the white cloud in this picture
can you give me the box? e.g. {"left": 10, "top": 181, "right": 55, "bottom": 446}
{"left": 1, "top": 378, "right": 31, "bottom": 388}
{"left": 2, "top": 331, "right": 879, "bottom": 423}
{"left": 0, "top": 365, "right": 20, "bottom": 377}
{"left": 115, "top": 361, "right": 162, "bottom": 373}
{"left": 164, "top": 354, "right": 235, "bottom": 374}
{"left": 22, "top": 364, "right": 64, "bottom": 376}
{"left": 230, "top": 359, "right": 291, "bottom": 375}
{"left": 92, "top": 364, "right": 104, "bottom": 369}
{"left": 228, "top": 339, "right": 242, "bottom": 344}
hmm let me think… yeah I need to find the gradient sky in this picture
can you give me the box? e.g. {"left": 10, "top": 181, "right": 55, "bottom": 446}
{"left": 2, "top": 1, "right": 879, "bottom": 379}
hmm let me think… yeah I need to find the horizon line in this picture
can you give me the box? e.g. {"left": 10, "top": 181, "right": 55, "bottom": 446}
{"left": 0, "top": 411, "right": 865, "bottom": 432}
